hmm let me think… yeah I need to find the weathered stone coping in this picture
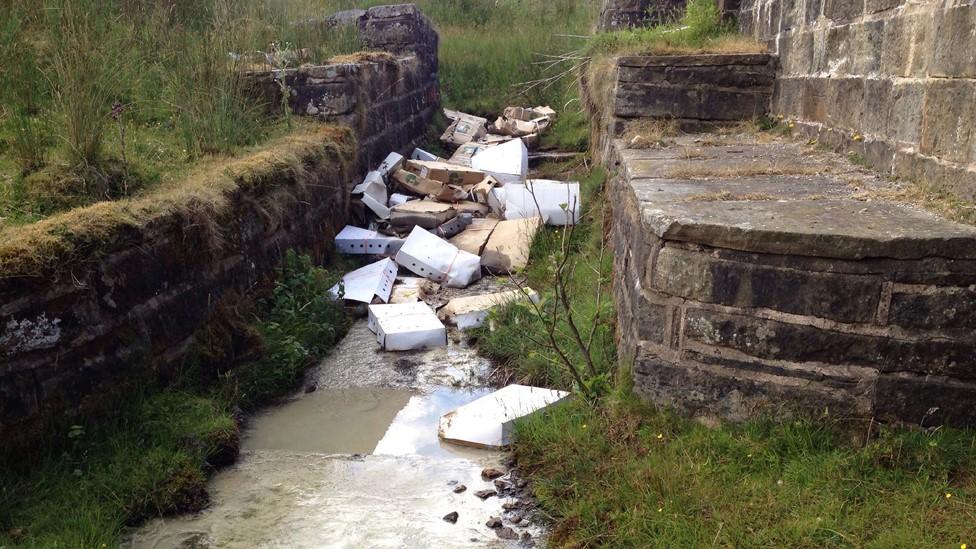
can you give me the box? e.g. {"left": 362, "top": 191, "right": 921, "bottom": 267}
{"left": 616, "top": 140, "right": 976, "bottom": 260}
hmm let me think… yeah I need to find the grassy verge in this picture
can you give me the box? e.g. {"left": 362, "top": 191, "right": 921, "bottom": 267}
{"left": 0, "top": 251, "right": 350, "bottom": 547}
{"left": 517, "top": 392, "right": 976, "bottom": 548}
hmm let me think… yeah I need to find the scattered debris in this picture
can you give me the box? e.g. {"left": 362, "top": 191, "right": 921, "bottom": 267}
{"left": 441, "top": 110, "right": 488, "bottom": 147}
{"left": 335, "top": 225, "right": 403, "bottom": 256}
{"left": 480, "top": 217, "right": 542, "bottom": 274}
{"left": 471, "top": 138, "right": 528, "bottom": 185}
{"left": 443, "top": 511, "right": 459, "bottom": 524}
{"left": 438, "top": 289, "right": 539, "bottom": 330}
{"left": 411, "top": 148, "right": 441, "bottom": 162}
{"left": 389, "top": 276, "right": 428, "bottom": 304}
{"left": 439, "top": 384, "right": 571, "bottom": 449}
{"left": 395, "top": 226, "right": 482, "bottom": 288}
{"left": 367, "top": 302, "right": 447, "bottom": 351}
{"left": 449, "top": 218, "right": 498, "bottom": 256}
{"left": 328, "top": 258, "right": 398, "bottom": 304}
{"left": 390, "top": 200, "right": 457, "bottom": 231}
{"left": 503, "top": 180, "right": 581, "bottom": 226}
{"left": 406, "top": 159, "right": 486, "bottom": 187}
{"left": 392, "top": 169, "right": 467, "bottom": 202}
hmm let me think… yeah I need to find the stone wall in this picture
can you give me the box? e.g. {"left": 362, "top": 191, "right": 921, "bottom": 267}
{"left": 598, "top": 0, "right": 688, "bottom": 31}
{"left": 0, "top": 4, "right": 440, "bottom": 446}
{"left": 739, "top": 0, "right": 976, "bottom": 201}
{"left": 249, "top": 4, "right": 440, "bottom": 170}
{"left": 607, "top": 137, "right": 976, "bottom": 427}
{"left": 582, "top": 53, "right": 776, "bottom": 162}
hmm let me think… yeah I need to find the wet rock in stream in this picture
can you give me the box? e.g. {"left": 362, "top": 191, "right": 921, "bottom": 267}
{"left": 453, "top": 484, "right": 467, "bottom": 493}
{"left": 496, "top": 526, "right": 518, "bottom": 540}
{"left": 481, "top": 467, "right": 506, "bottom": 480}
{"left": 442, "top": 511, "right": 459, "bottom": 524}
{"left": 486, "top": 516, "right": 503, "bottom": 529}
{"left": 474, "top": 489, "right": 496, "bottom": 500}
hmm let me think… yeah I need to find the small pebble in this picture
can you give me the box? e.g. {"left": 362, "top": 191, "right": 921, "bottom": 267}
{"left": 453, "top": 484, "right": 467, "bottom": 494}
{"left": 442, "top": 511, "right": 459, "bottom": 524}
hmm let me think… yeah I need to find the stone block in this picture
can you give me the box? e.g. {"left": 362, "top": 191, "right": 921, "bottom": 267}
{"left": 825, "top": 77, "right": 864, "bottom": 130}
{"left": 824, "top": 0, "right": 863, "bottom": 23}
{"left": 615, "top": 83, "right": 771, "bottom": 120}
{"left": 919, "top": 80, "right": 976, "bottom": 164}
{"left": 682, "top": 308, "right": 976, "bottom": 378}
{"left": 851, "top": 19, "right": 884, "bottom": 75}
{"left": 931, "top": 4, "right": 976, "bottom": 78}
{"left": 633, "top": 346, "right": 872, "bottom": 421}
{"left": 862, "top": 78, "right": 892, "bottom": 137}
{"left": 874, "top": 373, "right": 976, "bottom": 426}
{"left": 800, "top": 77, "right": 828, "bottom": 121}
{"left": 888, "top": 80, "right": 924, "bottom": 145}
{"left": 805, "top": 0, "right": 825, "bottom": 24}
{"left": 825, "top": 24, "right": 854, "bottom": 74}
{"left": 651, "top": 246, "right": 884, "bottom": 323}
{"left": 865, "top": 0, "right": 902, "bottom": 13}
{"left": 887, "top": 285, "right": 976, "bottom": 332}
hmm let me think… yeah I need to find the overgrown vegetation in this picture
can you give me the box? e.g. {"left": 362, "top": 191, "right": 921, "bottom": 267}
{"left": 0, "top": 251, "right": 349, "bottom": 547}
{"left": 476, "top": 164, "right": 616, "bottom": 395}
{"left": 588, "top": 0, "right": 763, "bottom": 56}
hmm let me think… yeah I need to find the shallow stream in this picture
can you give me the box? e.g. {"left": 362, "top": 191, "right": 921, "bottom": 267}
{"left": 126, "top": 279, "right": 541, "bottom": 548}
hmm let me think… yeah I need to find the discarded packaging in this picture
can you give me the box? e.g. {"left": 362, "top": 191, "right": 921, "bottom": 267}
{"left": 438, "top": 384, "right": 570, "bottom": 448}
{"left": 490, "top": 116, "right": 550, "bottom": 138}
{"left": 441, "top": 111, "right": 487, "bottom": 147}
{"left": 434, "top": 213, "right": 473, "bottom": 239}
{"left": 487, "top": 187, "right": 506, "bottom": 217}
{"left": 449, "top": 218, "right": 498, "bottom": 256}
{"left": 395, "top": 226, "right": 482, "bottom": 288}
{"left": 335, "top": 225, "right": 404, "bottom": 256}
{"left": 377, "top": 152, "right": 404, "bottom": 177}
{"left": 352, "top": 171, "right": 391, "bottom": 219}
{"left": 471, "top": 177, "right": 498, "bottom": 205}
{"left": 367, "top": 302, "right": 447, "bottom": 351}
{"left": 411, "top": 148, "right": 441, "bottom": 162}
{"left": 502, "top": 180, "right": 581, "bottom": 226}
{"left": 390, "top": 200, "right": 457, "bottom": 230}
{"left": 392, "top": 169, "right": 467, "bottom": 202}
{"left": 406, "top": 160, "right": 486, "bottom": 187}
{"left": 437, "top": 289, "right": 540, "bottom": 330}
{"left": 454, "top": 201, "right": 490, "bottom": 217}
{"left": 328, "top": 258, "right": 397, "bottom": 304}
{"left": 389, "top": 276, "right": 427, "bottom": 304}
{"left": 448, "top": 142, "right": 490, "bottom": 167}
{"left": 471, "top": 138, "right": 528, "bottom": 185}
{"left": 480, "top": 217, "right": 542, "bottom": 274}
{"left": 505, "top": 105, "right": 556, "bottom": 121}
{"left": 388, "top": 193, "right": 416, "bottom": 207}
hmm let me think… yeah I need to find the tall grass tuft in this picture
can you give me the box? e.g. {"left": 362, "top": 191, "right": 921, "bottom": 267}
{"left": 48, "top": 4, "right": 132, "bottom": 170}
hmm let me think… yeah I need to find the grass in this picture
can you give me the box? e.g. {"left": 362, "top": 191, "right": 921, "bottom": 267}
{"left": 475, "top": 164, "right": 615, "bottom": 392}
{"left": 517, "top": 390, "right": 976, "bottom": 548}
{"left": 0, "top": 123, "right": 354, "bottom": 278}
{"left": 0, "top": 250, "right": 350, "bottom": 547}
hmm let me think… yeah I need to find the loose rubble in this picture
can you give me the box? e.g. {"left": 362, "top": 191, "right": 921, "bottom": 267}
{"left": 330, "top": 104, "right": 577, "bottom": 353}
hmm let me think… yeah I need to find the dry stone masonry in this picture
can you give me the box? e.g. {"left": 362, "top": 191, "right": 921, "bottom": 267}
{"left": 739, "top": 0, "right": 976, "bottom": 201}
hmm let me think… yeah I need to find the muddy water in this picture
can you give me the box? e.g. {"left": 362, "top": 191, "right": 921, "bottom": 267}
{"left": 127, "top": 279, "right": 541, "bottom": 548}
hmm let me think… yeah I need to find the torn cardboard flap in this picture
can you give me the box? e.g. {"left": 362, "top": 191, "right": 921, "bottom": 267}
{"left": 471, "top": 177, "right": 498, "bottom": 205}
{"left": 490, "top": 116, "right": 550, "bottom": 138}
{"left": 406, "top": 160, "right": 486, "bottom": 187}
{"left": 454, "top": 201, "right": 489, "bottom": 217}
{"left": 335, "top": 225, "right": 404, "bottom": 256}
{"left": 471, "top": 138, "right": 528, "bottom": 185}
{"left": 392, "top": 169, "right": 467, "bottom": 202}
{"left": 367, "top": 302, "right": 447, "bottom": 351}
{"left": 449, "top": 218, "right": 498, "bottom": 256}
{"left": 390, "top": 200, "right": 457, "bottom": 230}
{"left": 438, "top": 288, "right": 540, "bottom": 330}
{"left": 502, "top": 180, "right": 581, "bottom": 226}
{"left": 503, "top": 105, "right": 556, "bottom": 121}
{"left": 388, "top": 193, "right": 415, "bottom": 207}
{"left": 440, "top": 112, "right": 488, "bottom": 147}
{"left": 395, "top": 226, "right": 482, "bottom": 288}
{"left": 438, "top": 384, "right": 570, "bottom": 448}
{"left": 480, "top": 216, "right": 542, "bottom": 274}
{"left": 329, "top": 257, "right": 398, "bottom": 304}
